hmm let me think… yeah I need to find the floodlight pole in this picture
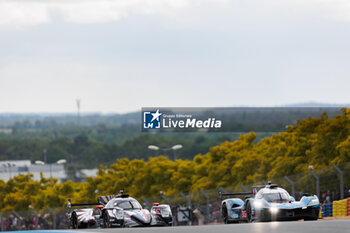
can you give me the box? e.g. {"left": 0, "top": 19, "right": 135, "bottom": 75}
{"left": 333, "top": 164, "right": 344, "bottom": 200}
{"left": 160, "top": 194, "right": 171, "bottom": 206}
{"left": 148, "top": 144, "right": 183, "bottom": 161}
{"left": 309, "top": 170, "right": 320, "bottom": 198}
{"left": 284, "top": 176, "right": 295, "bottom": 198}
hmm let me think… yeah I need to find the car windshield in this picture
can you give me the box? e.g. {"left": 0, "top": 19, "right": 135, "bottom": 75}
{"left": 114, "top": 200, "right": 142, "bottom": 210}
{"left": 262, "top": 192, "right": 290, "bottom": 203}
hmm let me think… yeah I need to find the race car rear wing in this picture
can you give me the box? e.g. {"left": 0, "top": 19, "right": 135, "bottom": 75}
{"left": 66, "top": 198, "right": 100, "bottom": 210}
{"left": 219, "top": 192, "right": 253, "bottom": 202}
{"left": 97, "top": 191, "right": 129, "bottom": 205}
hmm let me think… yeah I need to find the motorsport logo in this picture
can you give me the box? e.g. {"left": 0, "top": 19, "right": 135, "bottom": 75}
{"left": 142, "top": 108, "right": 222, "bottom": 131}
{"left": 143, "top": 109, "right": 162, "bottom": 129}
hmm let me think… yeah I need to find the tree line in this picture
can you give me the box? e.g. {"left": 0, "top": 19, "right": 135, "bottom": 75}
{"left": 0, "top": 108, "right": 349, "bottom": 211}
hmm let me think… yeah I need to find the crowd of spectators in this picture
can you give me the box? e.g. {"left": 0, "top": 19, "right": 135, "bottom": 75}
{"left": 319, "top": 189, "right": 350, "bottom": 204}
{"left": 0, "top": 213, "right": 66, "bottom": 231}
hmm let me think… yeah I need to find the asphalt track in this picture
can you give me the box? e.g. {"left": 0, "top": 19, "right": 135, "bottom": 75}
{"left": 65, "top": 220, "right": 350, "bottom": 233}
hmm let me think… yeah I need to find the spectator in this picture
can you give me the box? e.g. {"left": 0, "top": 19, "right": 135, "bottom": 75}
{"left": 193, "top": 208, "right": 204, "bottom": 225}
{"left": 325, "top": 190, "right": 331, "bottom": 203}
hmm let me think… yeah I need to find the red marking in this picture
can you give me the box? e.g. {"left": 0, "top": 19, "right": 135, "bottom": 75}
{"left": 153, "top": 203, "right": 159, "bottom": 206}
{"left": 120, "top": 190, "right": 124, "bottom": 193}
{"left": 153, "top": 208, "right": 161, "bottom": 215}
{"left": 142, "top": 211, "right": 148, "bottom": 221}
{"left": 96, "top": 205, "right": 104, "bottom": 210}
{"left": 241, "top": 210, "right": 247, "bottom": 219}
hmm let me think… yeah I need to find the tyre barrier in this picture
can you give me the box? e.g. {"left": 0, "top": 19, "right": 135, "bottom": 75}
{"left": 333, "top": 199, "right": 347, "bottom": 217}
{"left": 321, "top": 203, "right": 333, "bottom": 217}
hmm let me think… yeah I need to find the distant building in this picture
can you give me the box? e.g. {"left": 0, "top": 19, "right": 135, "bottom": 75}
{"left": 0, "top": 160, "right": 98, "bottom": 182}
{"left": 0, "top": 160, "right": 67, "bottom": 182}
{"left": 74, "top": 168, "right": 99, "bottom": 181}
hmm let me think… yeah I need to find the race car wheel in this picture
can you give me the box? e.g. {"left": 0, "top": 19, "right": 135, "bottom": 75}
{"left": 71, "top": 213, "right": 79, "bottom": 229}
{"left": 246, "top": 201, "right": 252, "bottom": 223}
{"left": 222, "top": 205, "right": 229, "bottom": 224}
{"left": 305, "top": 207, "right": 319, "bottom": 221}
{"left": 103, "top": 212, "right": 112, "bottom": 228}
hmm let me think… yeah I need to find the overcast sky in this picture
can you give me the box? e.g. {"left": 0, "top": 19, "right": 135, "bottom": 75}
{"left": 0, "top": 0, "right": 349, "bottom": 113}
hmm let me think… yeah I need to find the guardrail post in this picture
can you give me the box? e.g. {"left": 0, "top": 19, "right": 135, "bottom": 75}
{"left": 241, "top": 184, "right": 249, "bottom": 192}
{"left": 46, "top": 208, "right": 56, "bottom": 229}
{"left": 309, "top": 170, "right": 320, "bottom": 198}
{"left": 29, "top": 209, "right": 39, "bottom": 230}
{"left": 199, "top": 190, "right": 210, "bottom": 224}
{"left": 1, "top": 215, "right": 4, "bottom": 231}
{"left": 284, "top": 176, "right": 295, "bottom": 198}
{"left": 161, "top": 194, "right": 172, "bottom": 206}
{"left": 141, "top": 198, "right": 151, "bottom": 209}
{"left": 333, "top": 164, "right": 344, "bottom": 200}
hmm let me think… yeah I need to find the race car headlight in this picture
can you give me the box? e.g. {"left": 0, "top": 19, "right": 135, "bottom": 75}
{"left": 270, "top": 207, "right": 279, "bottom": 214}
{"left": 308, "top": 198, "right": 319, "bottom": 206}
{"left": 254, "top": 200, "right": 266, "bottom": 209}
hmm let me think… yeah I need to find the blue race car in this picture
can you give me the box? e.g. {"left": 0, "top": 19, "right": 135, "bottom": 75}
{"left": 220, "top": 182, "right": 320, "bottom": 223}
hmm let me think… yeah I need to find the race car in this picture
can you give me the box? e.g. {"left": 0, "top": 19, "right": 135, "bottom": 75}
{"left": 220, "top": 191, "right": 251, "bottom": 224}
{"left": 66, "top": 191, "right": 173, "bottom": 228}
{"left": 220, "top": 182, "right": 320, "bottom": 223}
{"left": 150, "top": 203, "right": 173, "bottom": 226}
{"left": 66, "top": 199, "right": 102, "bottom": 228}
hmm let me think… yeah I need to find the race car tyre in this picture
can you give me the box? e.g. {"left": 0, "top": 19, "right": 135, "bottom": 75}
{"left": 304, "top": 217, "right": 318, "bottom": 221}
{"left": 246, "top": 201, "right": 252, "bottom": 223}
{"left": 222, "top": 205, "right": 229, "bottom": 224}
{"left": 103, "top": 212, "right": 112, "bottom": 228}
{"left": 71, "top": 213, "right": 79, "bottom": 229}
{"left": 304, "top": 207, "right": 319, "bottom": 221}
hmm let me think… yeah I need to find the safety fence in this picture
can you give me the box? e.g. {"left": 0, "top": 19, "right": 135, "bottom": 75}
{"left": 1, "top": 162, "right": 350, "bottom": 230}
{"left": 0, "top": 208, "right": 66, "bottom": 231}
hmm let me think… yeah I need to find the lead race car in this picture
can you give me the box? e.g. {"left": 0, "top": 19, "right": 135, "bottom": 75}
{"left": 66, "top": 191, "right": 173, "bottom": 228}
{"left": 220, "top": 182, "right": 320, "bottom": 223}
